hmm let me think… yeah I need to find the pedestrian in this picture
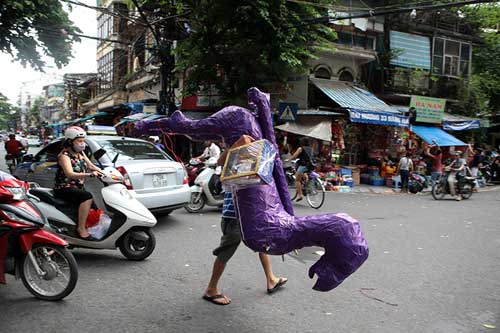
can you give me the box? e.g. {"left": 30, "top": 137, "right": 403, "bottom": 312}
{"left": 425, "top": 142, "right": 443, "bottom": 184}
{"left": 397, "top": 152, "right": 413, "bottom": 193}
{"left": 203, "top": 135, "right": 288, "bottom": 306}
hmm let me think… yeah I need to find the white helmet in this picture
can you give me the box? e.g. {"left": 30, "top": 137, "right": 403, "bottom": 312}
{"left": 64, "top": 126, "right": 86, "bottom": 140}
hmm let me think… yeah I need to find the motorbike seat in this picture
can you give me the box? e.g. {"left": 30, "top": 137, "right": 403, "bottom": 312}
{"left": 30, "top": 188, "right": 69, "bottom": 207}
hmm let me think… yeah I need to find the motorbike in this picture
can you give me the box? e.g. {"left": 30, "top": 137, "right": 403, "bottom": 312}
{"left": 29, "top": 149, "right": 157, "bottom": 261}
{"left": 184, "top": 158, "right": 223, "bottom": 213}
{"left": 184, "top": 158, "right": 205, "bottom": 186}
{"left": 408, "top": 172, "right": 428, "bottom": 194}
{"left": 432, "top": 167, "right": 475, "bottom": 200}
{"left": 0, "top": 173, "right": 78, "bottom": 301}
{"left": 5, "top": 149, "right": 26, "bottom": 174}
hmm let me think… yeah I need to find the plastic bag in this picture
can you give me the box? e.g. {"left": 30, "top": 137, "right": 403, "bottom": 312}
{"left": 85, "top": 208, "right": 103, "bottom": 228}
{"left": 88, "top": 213, "right": 111, "bottom": 240}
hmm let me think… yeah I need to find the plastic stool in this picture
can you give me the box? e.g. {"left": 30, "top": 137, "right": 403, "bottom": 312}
{"left": 392, "top": 175, "right": 401, "bottom": 189}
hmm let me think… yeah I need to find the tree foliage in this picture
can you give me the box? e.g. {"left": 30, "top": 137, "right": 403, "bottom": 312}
{"left": 138, "top": 0, "right": 336, "bottom": 102}
{"left": 462, "top": 4, "right": 500, "bottom": 116}
{"left": 0, "top": 93, "right": 19, "bottom": 130}
{"left": 0, "top": 0, "right": 81, "bottom": 71}
{"left": 178, "top": 0, "right": 336, "bottom": 102}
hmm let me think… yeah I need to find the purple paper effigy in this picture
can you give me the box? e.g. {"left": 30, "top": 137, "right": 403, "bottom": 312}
{"left": 134, "top": 88, "right": 368, "bottom": 291}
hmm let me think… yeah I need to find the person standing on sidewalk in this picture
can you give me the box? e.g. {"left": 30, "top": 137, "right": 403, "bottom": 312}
{"left": 397, "top": 152, "right": 413, "bottom": 193}
{"left": 202, "top": 135, "right": 288, "bottom": 306}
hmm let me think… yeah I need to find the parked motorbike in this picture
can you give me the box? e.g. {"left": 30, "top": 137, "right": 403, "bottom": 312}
{"left": 0, "top": 172, "right": 78, "bottom": 301}
{"left": 184, "top": 159, "right": 223, "bottom": 213}
{"left": 408, "top": 172, "right": 428, "bottom": 194}
{"left": 29, "top": 149, "right": 157, "bottom": 261}
{"left": 432, "top": 167, "right": 475, "bottom": 200}
{"left": 184, "top": 158, "right": 205, "bottom": 186}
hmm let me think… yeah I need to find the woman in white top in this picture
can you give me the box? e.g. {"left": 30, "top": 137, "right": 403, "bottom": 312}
{"left": 397, "top": 152, "right": 414, "bottom": 193}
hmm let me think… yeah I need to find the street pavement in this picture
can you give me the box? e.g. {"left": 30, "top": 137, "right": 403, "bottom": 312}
{"left": 0, "top": 145, "right": 499, "bottom": 333}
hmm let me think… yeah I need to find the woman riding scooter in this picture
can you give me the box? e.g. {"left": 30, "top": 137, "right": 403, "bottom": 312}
{"left": 54, "top": 126, "right": 101, "bottom": 240}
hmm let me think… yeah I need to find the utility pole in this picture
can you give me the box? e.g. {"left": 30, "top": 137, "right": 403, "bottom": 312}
{"left": 131, "top": 0, "right": 176, "bottom": 116}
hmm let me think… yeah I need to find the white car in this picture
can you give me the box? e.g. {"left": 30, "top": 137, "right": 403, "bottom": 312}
{"left": 14, "top": 136, "right": 191, "bottom": 215}
{"left": 27, "top": 135, "right": 42, "bottom": 147}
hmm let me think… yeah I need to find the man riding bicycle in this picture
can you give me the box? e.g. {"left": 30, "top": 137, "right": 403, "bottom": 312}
{"left": 289, "top": 137, "right": 314, "bottom": 202}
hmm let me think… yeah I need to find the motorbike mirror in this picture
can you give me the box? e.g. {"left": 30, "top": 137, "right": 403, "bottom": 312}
{"left": 94, "top": 149, "right": 106, "bottom": 160}
{"left": 22, "top": 154, "right": 33, "bottom": 163}
{"left": 112, "top": 152, "right": 120, "bottom": 165}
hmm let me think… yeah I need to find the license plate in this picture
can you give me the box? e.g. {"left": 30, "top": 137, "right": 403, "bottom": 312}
{"left": 152, "top": 174, "right": 168, "bottom": 188}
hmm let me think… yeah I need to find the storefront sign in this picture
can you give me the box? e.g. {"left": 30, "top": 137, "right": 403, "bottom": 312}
{"left": 442, "top": 120, "right": 480, "bottom": 131}
{"left": 349, "top": 109, "right": 409, "bottom": 127}
{"left": 410, "top": 95, "right": 445, "bottom": 124}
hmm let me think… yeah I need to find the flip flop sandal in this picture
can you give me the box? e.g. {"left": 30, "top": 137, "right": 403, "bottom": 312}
{"left": 202, "top": 294, "right": 231, "bottom": 305}
{"left": 267, "top": 277, "right": 288, "bottom": 294}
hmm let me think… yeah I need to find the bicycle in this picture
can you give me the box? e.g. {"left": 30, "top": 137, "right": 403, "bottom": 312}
{"left": 286, "top": 166, "right": 325, "bottom": 209}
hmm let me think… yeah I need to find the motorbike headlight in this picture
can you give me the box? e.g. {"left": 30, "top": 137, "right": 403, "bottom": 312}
{"left": 5, "top": 187, "right": 26, "bottom": 200}
{"left": 1, "top": 210, "right": 34, "bottom": 226}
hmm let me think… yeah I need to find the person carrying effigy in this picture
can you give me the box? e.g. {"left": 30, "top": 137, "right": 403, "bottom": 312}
{"left": 134, "top": 87, "right": 369, "bottom": 292}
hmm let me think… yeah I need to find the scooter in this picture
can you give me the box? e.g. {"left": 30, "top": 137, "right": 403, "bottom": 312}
{"left": 184, "top": 158, "right": 224, "bottom": 213}
{"left": 29, "top": 149, "right": 157, "bottom": 261}
{"left": 0, "top": 172, "right": 78, "bottom": 301}
{"left": 184, "top": 158, "right": 205, "bottom": 186}
{"left": 432, "top": 167, "right": 475, "bottom": 200}
{"left": 408, "top": 172, "right": 428, "bottom": 194}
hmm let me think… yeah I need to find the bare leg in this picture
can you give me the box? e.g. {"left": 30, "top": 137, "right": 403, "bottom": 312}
{"left": 77, "top": 199, "right": 92, "bottom": 237}
{"left": 295, "top": 173, "right": 303, "bottom": 199}
{"left": 204, "top": 258, "right": 231, "bottom": 304}
{"left": 258, "top": 253, "right": 288, "bottom": 290}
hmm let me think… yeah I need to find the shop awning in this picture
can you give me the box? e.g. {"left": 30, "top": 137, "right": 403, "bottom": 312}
{"left": 310, "top": 78, "right": 409, "bottom": 127}
{"left": 311, "top": 78, "right": 394, "bottom": 112}
{"left": 275, "top": 119, "right": 332, "bottom": 142}
{"left": 411, "top": 125, "right": 467, "bottom": 147}
{"left": 297, "top": 110, "right": 342, "bottom": 116}
{"left": 114, "top": 113, "right": 163, "bottom": 127}
{"left": 73, "top": 111, "right": 109, "bottom": 124}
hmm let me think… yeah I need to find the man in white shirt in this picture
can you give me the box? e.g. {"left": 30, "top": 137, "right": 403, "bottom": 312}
{"left": 196, "top": 141, "right": 221, "bottom": 162}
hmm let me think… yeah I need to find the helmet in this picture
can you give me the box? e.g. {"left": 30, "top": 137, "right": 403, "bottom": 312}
{"left": 64, "top": 126, "right": 86, "bottom": 140}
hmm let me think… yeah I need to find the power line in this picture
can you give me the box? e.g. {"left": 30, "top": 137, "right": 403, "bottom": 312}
{"left": 297, "top": 0, "right": 498, "bottom": 26}
{"left": 60, "top": 0, "right": 146, "bottom": 26}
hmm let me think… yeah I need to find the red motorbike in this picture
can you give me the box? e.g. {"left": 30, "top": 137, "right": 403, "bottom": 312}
{"left": 0, "top": 173, "right": 78, "bottom": 301}
{"left": 184, "top": 158, "right": 205, "bottom": 186}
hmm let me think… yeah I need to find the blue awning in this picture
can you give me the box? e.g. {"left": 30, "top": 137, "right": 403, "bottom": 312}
{"left": 124, "top": 102, "right": 144, "bottom": 115}
{"left": 310, "top": 78, "right": 409, "bottom": 127}
{"left": 73, "top": 112, "right": 109, "bottom": 124}
{"left": 411, "top": 125, "right": 467, "bottom": 147}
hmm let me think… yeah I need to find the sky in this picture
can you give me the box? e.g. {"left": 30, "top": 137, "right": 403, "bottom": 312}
{"left": 0, "top": 0, "right": 97, "bottom": 104}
